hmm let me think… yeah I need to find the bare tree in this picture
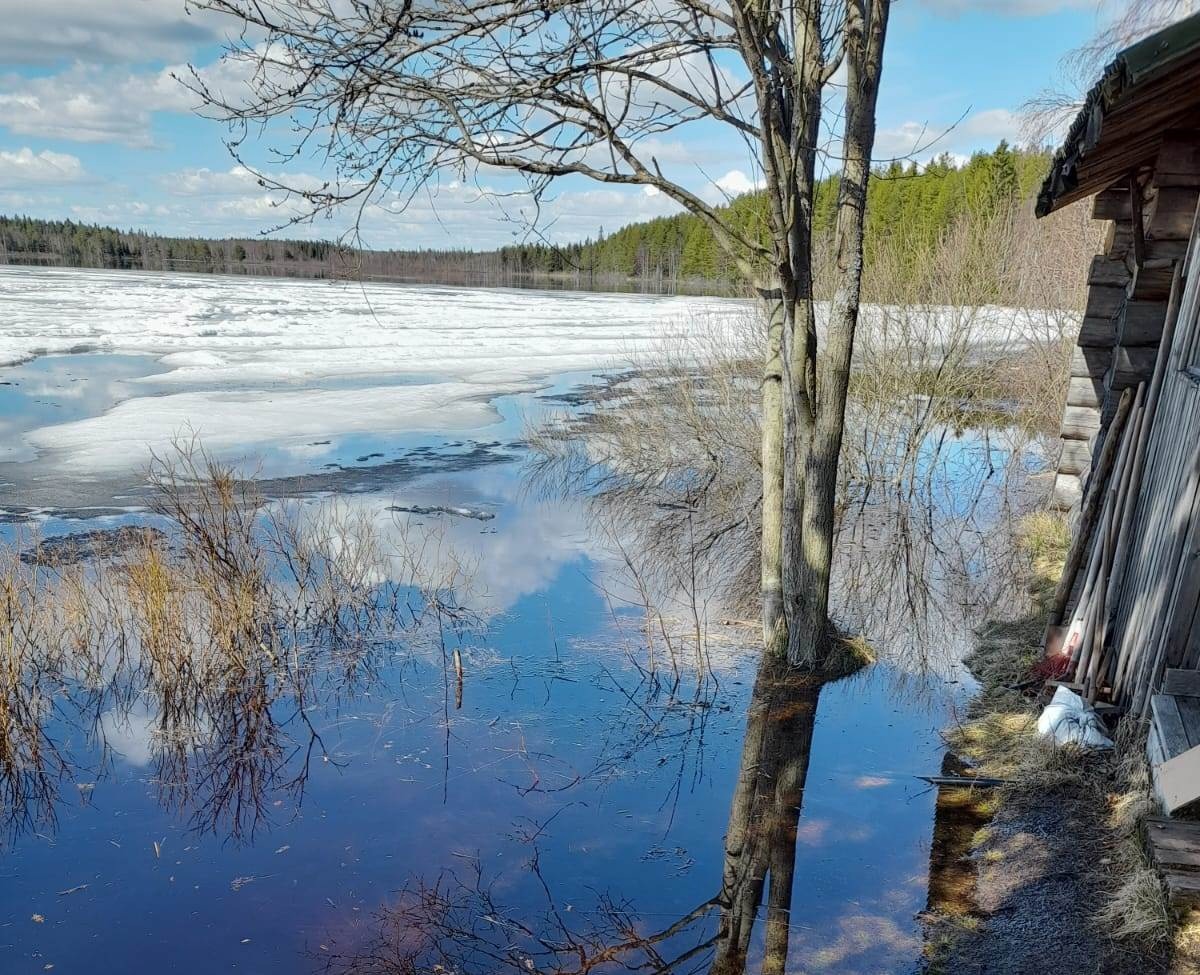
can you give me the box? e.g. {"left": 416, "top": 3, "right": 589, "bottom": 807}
{"left": 184, "top": 0, "right": 891, "bottom": 670}
{"left": 1024, "top": 0, "right": 1199, "bottom": 143}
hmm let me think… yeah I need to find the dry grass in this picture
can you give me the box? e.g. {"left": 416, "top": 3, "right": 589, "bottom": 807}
{"left": 944, "top": 516, "right": 1175, "bottom": 961}
{"left": 0, "top": 441, "right": 480, "bottom": 840}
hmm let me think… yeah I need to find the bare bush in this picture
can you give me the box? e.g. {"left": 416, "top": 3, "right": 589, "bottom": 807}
{"left": 0, "top": 442, "right": 482, "bottom": 841}
{"left": 529, "top": 197, "right": 1094, "bottom": 675}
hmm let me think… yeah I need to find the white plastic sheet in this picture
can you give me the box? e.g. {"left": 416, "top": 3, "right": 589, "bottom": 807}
{"left": 1036, "top": 685, "right": 1114, "bottom": 749}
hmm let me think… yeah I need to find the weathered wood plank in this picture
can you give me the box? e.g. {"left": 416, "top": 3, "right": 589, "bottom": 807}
{"left": 1129, "top": 258, "right": 1178, "bottom": 301}
{"left": 1155, "top": 136, "right": 1200, "bottom": 188}
{"left": 1150, "top": 722, "right": 1167, "bottom": 767}
{"left": 1147, "top": 186, "right": 1200, "bottom": 240}
{"left": 1117, "top": 300, "right": 1169, "bottom": 347}
{"left": 1067, "top": 376, "right": 1104, "bottom": 409}
{"left": 1089, "top": 253, "right": 1132, "bottom": 288}
{"left": 1085, "top": 284, "right": 1127, "bottom": 321}
{"left": 1153, "top": 742, "right": 1200, "bottom": 814}
{"left": 1051, "top": 472, "right": 1083, "bottom": 511}
{"left": 1094, "top": 187, "right": 1132, "bottom": 222}
{"left": 1109, "top": 346, "right": 1161, "bottom": 389}
{"left": 1178, "top": 695, "right": 1200, "bottom": 749}
{"left": 1154, "top": 845, "right": 1200, "bottom": 873}
{"left": 1163, "top": 670, "right": 1200, "bottom": 697}
{"left": 1153, "top": 694, "right": 1192, "bottom": 760}
{"left": 1079, "top": 316, "right": 1119, "bottom": 345}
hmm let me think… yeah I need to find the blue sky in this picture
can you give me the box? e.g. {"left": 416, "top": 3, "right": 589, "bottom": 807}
{"left": 0, "top": 0, "right": 1105, "bottom": 249}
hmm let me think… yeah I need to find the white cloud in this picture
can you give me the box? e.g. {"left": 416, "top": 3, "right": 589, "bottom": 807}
{"left": 874, "top": 108, "right": 1022, "bottom": 162}
{"left": 0, "top": 147, "right": 85, "bottom": 187}
{"left": 0, "top": 64, "right": 193, "bottom": 147}
{"left": 0, "top": 1, "right": 227, "bottom": 66}
{"left": 0, "top": 52, "right": 255, "bottom": 148}
{"left": 698, "top": 169, "right": 764, "bottom": 204}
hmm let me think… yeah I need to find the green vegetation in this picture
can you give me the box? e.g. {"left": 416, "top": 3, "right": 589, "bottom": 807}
{"left": 0, "top": 143, "right": 1051, "bottom": 294}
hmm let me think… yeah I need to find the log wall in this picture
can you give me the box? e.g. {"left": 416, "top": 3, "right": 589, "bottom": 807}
{"left": 1050, "top": 139, "right": 1200, "bottom": 512}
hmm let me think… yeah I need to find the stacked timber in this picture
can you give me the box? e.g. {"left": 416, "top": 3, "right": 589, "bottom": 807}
{"left": 1045, "top": 189, "right": 1200, "bottom": 715}
{"left": 1050, "top": 139, "right": 1200, "bottom": 513}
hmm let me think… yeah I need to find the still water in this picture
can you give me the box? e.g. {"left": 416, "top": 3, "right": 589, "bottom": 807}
{"left": 0, "top": 345, "right": 1016, "bottom": 974}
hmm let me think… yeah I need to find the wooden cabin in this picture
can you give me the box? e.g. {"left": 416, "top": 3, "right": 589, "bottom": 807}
{"left": 1036, "top": 11, "right": 1200, "bottom": 829}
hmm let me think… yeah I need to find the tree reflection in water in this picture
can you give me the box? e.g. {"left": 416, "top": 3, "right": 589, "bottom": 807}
{"left": 319, "top": 654, "right": 832, "bottom": 975}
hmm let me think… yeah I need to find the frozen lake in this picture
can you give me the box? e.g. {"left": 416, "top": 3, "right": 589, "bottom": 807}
{"left": 0, "top": 267, "right": 743, "bottom": 476}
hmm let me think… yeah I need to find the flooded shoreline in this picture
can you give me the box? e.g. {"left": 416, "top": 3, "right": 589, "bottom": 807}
{"left": 0, "top": 270, "right": 1042, "bottom": 972}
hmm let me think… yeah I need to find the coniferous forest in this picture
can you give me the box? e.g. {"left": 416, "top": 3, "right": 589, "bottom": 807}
{"left": 0, "top": 144, "right": 1049, "bottom": 296}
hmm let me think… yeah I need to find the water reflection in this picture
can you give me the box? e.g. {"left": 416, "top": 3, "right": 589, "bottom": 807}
{"left": 0, "top": 392, "right": 1002, "bottom": 972}
{"left": 321, "top": 655, "right": 922, "bottom": 975}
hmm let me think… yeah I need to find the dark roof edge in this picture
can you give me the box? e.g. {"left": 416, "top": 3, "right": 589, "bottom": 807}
{"left": 1036, "top": 11, "right": 1200, "bottom": 218}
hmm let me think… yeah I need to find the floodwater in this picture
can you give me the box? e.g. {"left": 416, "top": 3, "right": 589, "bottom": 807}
{"left": 0, "top": 273, "right": 1033, "bottom": 974}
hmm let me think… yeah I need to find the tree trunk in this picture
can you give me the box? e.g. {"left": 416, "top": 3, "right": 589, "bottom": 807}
{"left": 710, "top": 654, "right": 824, "bottom": 975}
{"left": 764, "top": 0, "right": 891, "bottom": 670}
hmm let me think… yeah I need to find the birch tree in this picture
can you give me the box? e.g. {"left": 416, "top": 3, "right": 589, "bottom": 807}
{"left": 187, "top": 0, "right": 892, "bottom": 670}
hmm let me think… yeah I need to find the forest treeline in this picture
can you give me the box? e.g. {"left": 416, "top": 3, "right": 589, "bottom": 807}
{"left": 0, "top": 143, "right": 1050, "bottom": 297}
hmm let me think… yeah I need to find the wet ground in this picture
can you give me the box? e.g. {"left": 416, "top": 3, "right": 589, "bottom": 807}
{"left": 0, "top": 326, "right": 1025, "bottom": 973}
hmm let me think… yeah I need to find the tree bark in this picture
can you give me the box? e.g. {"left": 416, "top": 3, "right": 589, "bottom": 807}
{"left": 710, "top": 654, "right": 824, "bottom": 975}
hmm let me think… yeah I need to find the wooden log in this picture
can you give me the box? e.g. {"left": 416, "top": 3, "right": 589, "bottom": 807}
{"left": 1061, "top": 405, "right": 1102, "bottom": 440}
{"left": 1155, "top": 136, "right": 1200, "bottom": 189}
{"left": 1146, "top": 236, "right": 1191, "bottom": 262}
{"left": 1058, "top": 438, "right": 1093, "bottom": 475}
{"left": 1050, "top": 472, "right": 1083, "bottom": 512}
{"left": 1084, "top": 284, "right": 1127, "bottom": 321}
{"left": 1067, "top": 376, "right": 1103, "bottom": 409}
{"left": 1109, "top": 346, "right": 1161, "bottom": 390}
{"left": 1094, "top": 187, "right": 1132, "bottom": 221}
{"left": 1072, "top": 344, "right": 1114, "bottom": 379}
{"left": 1088, "top": 253, "right": 1132, "bottom": 288}
{"left": 1117, "top": 299, "right": 1169, "bottom": 347}
{"left": 1129, "top": 258, "right": 1177, "bottom": 301}
{"left": 1147, "top": 186, "right": 1200, "bottom": 241}
{"left": 1045, "top": 387, "right": 1134, "bottom": 633}
{"left": 1078, "top": 316, "right": 1118, "bottom": 345}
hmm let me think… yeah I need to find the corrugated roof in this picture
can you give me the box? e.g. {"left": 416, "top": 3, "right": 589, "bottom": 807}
{"left": 1037, "top": 11, "right": 1200, "bottom": 217}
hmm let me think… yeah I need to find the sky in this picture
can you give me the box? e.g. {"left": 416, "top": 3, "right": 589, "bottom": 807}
{"left": 0, "top": 0, "right": 1109, "bottom": 250}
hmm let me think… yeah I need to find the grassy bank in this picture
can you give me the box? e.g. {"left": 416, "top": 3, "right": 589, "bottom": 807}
{"left": 925, "top": 514, "right": 1178, "bottom": 974}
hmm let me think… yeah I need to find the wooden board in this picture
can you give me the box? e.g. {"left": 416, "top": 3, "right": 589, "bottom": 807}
{"left": 1153, "top": 694, "right": 1192, "bottom": 760}
{"left": 1163, "top": 669, "right": 1200, "bottom": 697}
{"left": 1178, "top": 695, "right": 1200, "bottom": 748}
{"left": 1118, "top": 300, "right": 1169, "bottom": 346}
{"left": 1153, "top": 742, "right": 1200, "bottom": 814}
{"left": 1147, "top": 818, "right": 1200, "bottom": 911}
{"left": 1150, "top": 721, "right": 1167, "bottom": 767}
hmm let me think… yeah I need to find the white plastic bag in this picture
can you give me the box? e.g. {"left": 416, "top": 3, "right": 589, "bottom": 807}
{"left": 1036, "top": 685, "right": 1114, "bottom": 749}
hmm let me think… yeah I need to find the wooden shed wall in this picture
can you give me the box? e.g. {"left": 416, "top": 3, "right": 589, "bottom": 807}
{"left": 1113, "top": 209, "right": 1200, "bottom": 714}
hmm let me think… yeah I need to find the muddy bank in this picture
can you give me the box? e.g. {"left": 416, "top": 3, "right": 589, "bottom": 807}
{"left": 926, "top": 619, "right": 1172, "bottom": 974}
